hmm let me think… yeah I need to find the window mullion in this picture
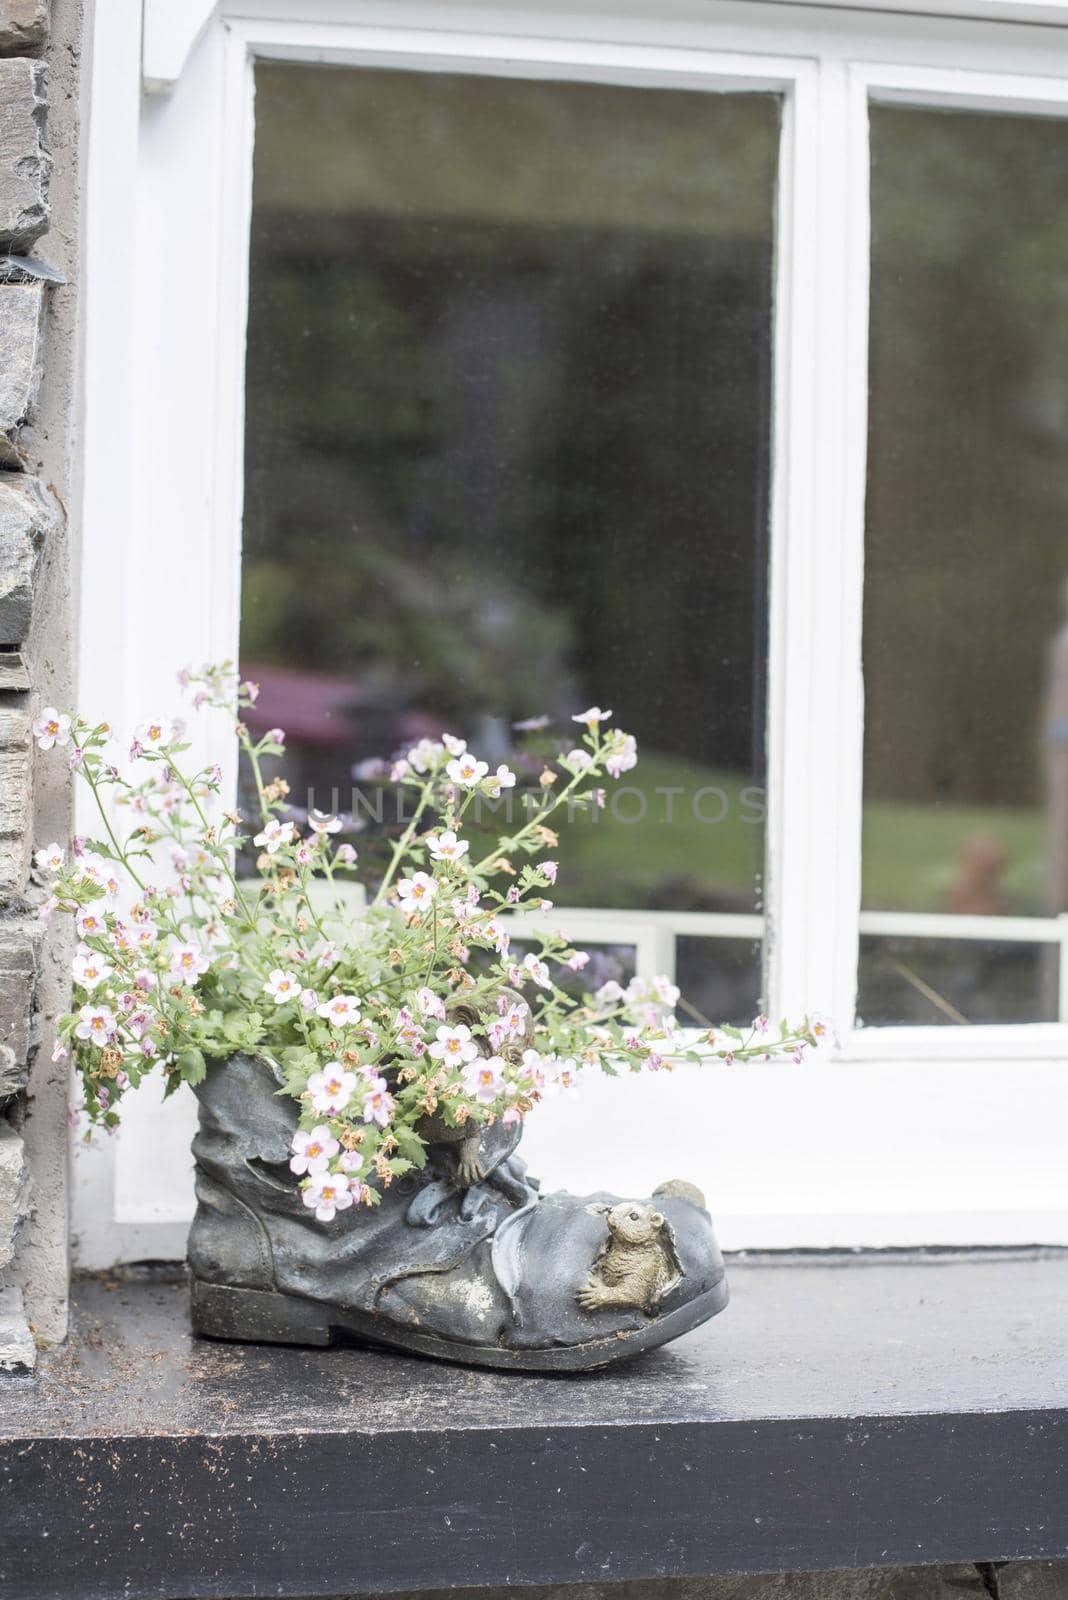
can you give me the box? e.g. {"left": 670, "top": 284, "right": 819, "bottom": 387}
{"left": 766, "top": 58, "right": 870, "bottom": 1032}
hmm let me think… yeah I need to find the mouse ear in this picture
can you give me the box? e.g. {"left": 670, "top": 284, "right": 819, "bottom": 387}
{"left": 650, "top": 1210, "right": 665, "bottom": 1229}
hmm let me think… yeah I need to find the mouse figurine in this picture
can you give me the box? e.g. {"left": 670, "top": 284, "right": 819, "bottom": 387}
{"left": 577, "top": 1200, "right": 685, "bottom": 1316}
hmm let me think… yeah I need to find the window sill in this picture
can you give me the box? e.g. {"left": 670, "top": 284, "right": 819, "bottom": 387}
{"left": 1, "top": 1252, "right": 1066, "bottom": 1600}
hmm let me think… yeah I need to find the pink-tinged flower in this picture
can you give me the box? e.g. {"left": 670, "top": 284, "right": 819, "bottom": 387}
{"left": 446, "top": 754, "right": 488, "bottom": 788}
{"left": 334, "top": 842, "right": 358, "bottom": 867}
{"left": 499, "top": 998, "right": 529, "bottom": 1038}
{"left": 308, "top": 1064, "right": 358, "bottom": 1115}
{"left": 428, "top": 829, "right": 469, "bottom": 864}
{"left": 263, "top": 968, "right": 301, "bottom": 1004}
{"left": 481, "top": 917, "right": 509, "bottom": 954}
{"left": 595, "top": 979, "right": 624, "bottom": 1005}
{"left": 73, "top": 950, "right": 112, "bottom": 990}
{"left": 593, "top": 789, "right": 606, "bottom": 809}
{"left": 442, "top": 732, "right": 467, "bottom": 756}
{"left": 253, "top": 819, "right": 295, "bottom": 854}
{"left": 394, "top": 1011, "right": 425, "bottom": 1050}
{"left": 169, "top": 942, "right": 209, "bottom": 986}
{"left": 513, "top": 713, "right": 550, "bottom": 731}
{"left": 463, "top": 1056, "right": 505, "bottom": 1105}
{"left": 134, "top": 924, "right": 157, "bottom": 950}
{"left": 572, "top": 706, "right": 612, "bottom": 728}
{"left": 241, "top": 679, "right": 260, "bottom": 704}
{"left": 362, "top": 1077, "right": 395, "bottom": 1128}
{"left": 33, "top": 708, "right": 72, "bottom": 751}
{"left": 752, "top": 1013, "right": 770, "bottom": 1037}
{"left": 72, "top": 835, "right": 86, "bottom": 858}
{"left": 302, "top": 1171, "right": 353, "bottom": 1223}
{"left": 520, "top": 1048, "right": 552, "bottom": 1094}
{"left": 522, "top": 952, "right": 551, "bottom": 990}
{"left": 396, "top": 871, "right": 437, "bottom": 915}
{"left": 140, "top": 1038, "right": 158, "bottom": 1059}
{"left": 415, "top": 986, "right": 445, "bottom": 1020}
{"left": 265, "top": 728, "right": 285, "bottom": 745}
{"left": 338, "top": 1149, "right": 364, "bottom": 1176}
{"left": 808, "top": 1011, "right": 836, "bottom": 1051}
{"left": 604, "top": 731, "right": 638, "bottom": 778}
{"left": 126, "top": 1010, "right": 153, "bottom": 1041}
{"left": 502, "top": 1105, "right": 522, "bottom": 1126}
{"left": 51, "top": 1039, "right": 68, "bottom": 1063}
{"left": 429, "top": 1023, "right": 479, "bottom": 1065}
{"left": 485, "top": 765, "right": 516, "bottom": 798}
{"left": 299, "top": 987, "right": 319, "bottom": 1013}
{"left": 316, "top": 993, "right": 361, "bottom": 1028}
{"left": 76, "top": 906, "right": 107, "bottom": 939}
{"left": 69, "top": 746, "right": 85, "bottom": 771}
{"left": 308, "top": 809, "right": 342, "bottom": 835}
{"left": 100, "top": 871, "right": 122, "bottom": 903}
{"left": 566, "top": 950, "right": 590, "bottom": 971}
{"left": 553, "top": 1057, "right": 581, "bottom": 1091}
{"left": 75, "top": 1003, "right": 117, "bottom": 1048}
{"left": 316, "top": 943, "right": 338, "bottom": 968}
{"left": 133, "top": 718, "right": 175, "bottom": 752}
{"left": 34, "top": 842, "right": 65, "bottom": 873}
{"left": 390, "top": 758, "right": 412, "bottom": 781}
{"left": 539, "top": 860, "right": 559, "bottom": 885}
{"left": 295, "top": 841, "right": 313, "bottom": 867}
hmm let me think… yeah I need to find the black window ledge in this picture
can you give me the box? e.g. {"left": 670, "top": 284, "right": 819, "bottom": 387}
{"left": 1, "top": 1250, "right": 1066, "bottom": 1600}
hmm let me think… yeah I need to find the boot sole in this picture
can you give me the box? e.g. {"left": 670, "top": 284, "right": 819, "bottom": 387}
{"left": 189, "top": 1274, "right": 729, "bottom": 1372}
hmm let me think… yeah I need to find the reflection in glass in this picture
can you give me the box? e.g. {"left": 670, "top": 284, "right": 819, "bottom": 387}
{"left": 857, "top": 937, "right": 1057, "bottom": 1027}
{"left": 675, "top": 937, "right": 762, "bottom": 1029}
{"left": 862, "top": 105, "right": 1068, "bottom": 1022}
{"left": 242, "top": 66, "right": 779, "bottom": 932}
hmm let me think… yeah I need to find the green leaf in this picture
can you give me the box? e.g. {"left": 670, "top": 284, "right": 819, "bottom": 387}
{"left": 176, "top": 1047, "right": 207, "bottom": 1086}
{"left": 391, "top": 1123, "right": 428, "bottom": 1169}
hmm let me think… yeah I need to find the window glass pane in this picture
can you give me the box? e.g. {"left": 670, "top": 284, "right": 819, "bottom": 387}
{"left": 862, "top": 104, "right": 1068, "bottom": 1022}
{"left": 857, "top": 937, "right": 1058, "bottom": 1028}
{"left": 675, "top": 936, "right": 762, "bottom": 1028}
{"left": 242, "top": 65, "right": 778, "bottom": 922}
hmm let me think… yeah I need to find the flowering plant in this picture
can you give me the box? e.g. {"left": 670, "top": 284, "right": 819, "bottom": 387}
{"left": 34, "top": 667, "right": 828, "bottom": 1222}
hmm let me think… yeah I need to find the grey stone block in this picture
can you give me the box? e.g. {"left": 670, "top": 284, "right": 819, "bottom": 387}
{"left": 0, "top": 475, "right": 53, "bottom": 643}
{"left": 224, "top": 1571, "right": 991, "bottom": 1600}
{"left": 997, "top": 1564, "right": 1068, "bottom": 1600}
{"left": 0, "top": 1282, "right": 34, "bottom": 1370}
{"left": 0, "top": 1117, "right": 28, "bottom": 1268}
{"left": 0, "top": 2, "right": 47, "bottom": 57}
{"left": 0, "top": 916, "right": 38, "bottom": 1099}
{"left": 0, "top": 279, "right": 44, "bottom": 442}
{"left": 0, "top": 57, "right": 49, "bottom": 249}
{"left": 0, "top": 704, "right": 31, "bottom": 895}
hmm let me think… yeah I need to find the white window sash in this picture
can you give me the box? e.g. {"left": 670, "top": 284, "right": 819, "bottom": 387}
{"left": 73, "top": 0, "right": 1068, "bottom": 1264}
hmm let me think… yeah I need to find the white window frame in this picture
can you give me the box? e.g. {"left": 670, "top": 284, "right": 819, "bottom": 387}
{"left": 73, "top": 0, "right": 1068, "bottom": 1266}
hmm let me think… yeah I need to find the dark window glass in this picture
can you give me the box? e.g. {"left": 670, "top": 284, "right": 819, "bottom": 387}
{"left": 862, "top": 104, "right": 1068, "bottom": 1022}
{"left": 242, "top": 65, "right": 779, "bottom": 924}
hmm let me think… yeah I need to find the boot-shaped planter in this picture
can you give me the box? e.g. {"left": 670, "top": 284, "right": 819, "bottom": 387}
{"left": 189, "top": 1052, "right": 728, "bottom": 1371}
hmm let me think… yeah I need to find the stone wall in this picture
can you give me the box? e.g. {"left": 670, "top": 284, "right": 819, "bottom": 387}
{"left": 0, "top": 0, "right": 83, "bottom": 1367}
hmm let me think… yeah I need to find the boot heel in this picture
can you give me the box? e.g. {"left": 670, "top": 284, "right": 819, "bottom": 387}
{"left": 190, "top": 1278, "right": 335, "bottom": 1347}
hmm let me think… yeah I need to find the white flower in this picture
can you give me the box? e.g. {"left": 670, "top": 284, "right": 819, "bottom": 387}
{"left": 481, "top": 916, "right": 510, "bottom": 954}
{"left": 133, "top": 718, "right": 175, "bottom": 752}
{"left": 308, "top": 809, "right": 343, "bottom": 835}
{"left": 499, "top": 998, "right": 529, "bottom": 1038}
{"left": 34, "top": 842, "right": 65, "bottom": 873}
{"left": 565, "top": 950, "right": 590, "bottom": 971}
{"left": 290, "top": 1126, "right": 338, "bottom": 1176}
{"left": 446, "top": 755, "right": 489, "bottom": 788}
{"left": 299, "top": 987, "right": 319, "bottom": 1013}
{"left": 604, "top": 731, "right": 638, "bottom": 778}
{"left": 572, "top": 706, "right": 612, "bottom": 728}
{"left": 429, "top": 1024, "right": 479, "bottom": 1065}
{"left": 463, "top": 1056, "right": 505, "bottom": 1105}
{"left": 563, "top": 749, "right": 592, "bottom": 774}
{"left": 485, "top": 764, "right": 516, "bottom": 797}
{"left": 442, "top": 733, "right": 467, "bottom": 756}
{"left": 595, "top": 979, "right": 625, "bottom": 1005}
{"left": 362, "top": 1077, "right": 395, "bottom": 1127}
{"left": 169, "top": 942, "right": 209, "bottom": 985}
{"left": 75, "top": 906, "right": 108, "bottom": 939}
{"left": 396, "top": 871, "right": 437, "bottom": 915}
{"left": 553, "top": 1057, "right": 581, "bottom": 1091}
{"left": 415, "top": 986, "right": 445, "bottom": 1020}
{"left": 522, "top": 952, "right": 552, "bottom": 989}
{"left": 407, "top": 738, "right": 445, "bottom": 773}
{"left": 302, "top": 1172, "right": 353, "bottom": 1223}
{"left": 33, "top": 708, "right": 72, "bottom": 751}
{"left": 72, "top": 950, "right": 112, "bottom": 990}
{"left": 308, "top": 1064, "right": 358, "bottom": 1115}
{"left": 75, "top": 1003, "right": 116, "bottom": 1047}
{"left": 264, "top": 968, "right": 301, "bottom": 1004}
{"left": 316, "top": 993, "right": 361, "bottom": 1028}
{"left": 338, "top": 1149, "right": 364, "bottom": 1176}
{"left": 253, "top": 819, "right": 295, "bottom": 854}
{"left": 316, "top": 944, "right": 338, "bottom": 968}
{"left": 428, "top": 830, "right": 469, "bottom": 864}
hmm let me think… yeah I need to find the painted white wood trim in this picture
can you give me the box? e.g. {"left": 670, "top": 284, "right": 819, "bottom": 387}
{"left": 142, "top": 0, "right": 221, "bottom": 92}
